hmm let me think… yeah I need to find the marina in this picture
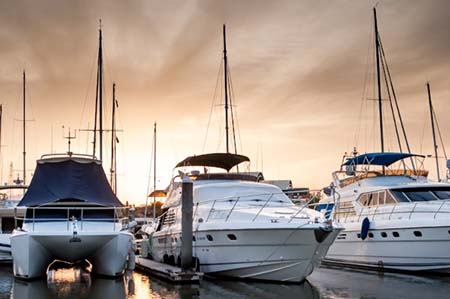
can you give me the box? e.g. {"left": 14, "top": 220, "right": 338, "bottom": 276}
{"left": 1, "top": 0, "right": 450, "bottom": 298}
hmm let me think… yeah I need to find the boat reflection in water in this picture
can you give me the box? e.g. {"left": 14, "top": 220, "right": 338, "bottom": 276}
{"left": 9, "top": 267, "right": 320, "bottom": 299}
{"left": 12, "top": 267, "right": 131, "bottom": 299}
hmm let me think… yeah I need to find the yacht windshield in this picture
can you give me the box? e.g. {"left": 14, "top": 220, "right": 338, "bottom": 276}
{"left": 391, "top": 187, "right": 450, "bottom": 202}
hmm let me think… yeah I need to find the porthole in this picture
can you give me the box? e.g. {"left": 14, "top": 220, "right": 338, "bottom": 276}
{"left": 368, "top": 233, "right": 374, "bottom": 238}
{"left": 206, "top": 234, "right": 214, "bottom": 241}
{"left": 392, "top": 232, "right": 400, "bottom": 238}
{"left": 381, "top": 232, "right": 387, "bottom": 238}
{"left": 357, "top": 233, "right": 361, "bottom": 239}
{"left": 414, "top": 231, "right": 422, "bottom": 237}
{"left": 227, "top": 234, "right": 237, "bottom": 240}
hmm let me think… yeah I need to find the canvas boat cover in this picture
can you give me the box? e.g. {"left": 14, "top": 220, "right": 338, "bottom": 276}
{"left": 342, "top": 152, "right": 425, "bottom": 167}
{"left": 175, "top": 153, "right": 250, "bottom": 172}
{"left": 18, "top": 158, "right": 123, "bottom": 207}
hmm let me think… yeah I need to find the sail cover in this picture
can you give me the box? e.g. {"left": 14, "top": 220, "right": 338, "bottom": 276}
{"left": 18, "top": 158, "right": 123, "bottom": 207}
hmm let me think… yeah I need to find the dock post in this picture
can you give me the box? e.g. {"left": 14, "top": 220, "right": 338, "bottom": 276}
{"left": 181, "top": 176, "right": 193, "bottom": 270}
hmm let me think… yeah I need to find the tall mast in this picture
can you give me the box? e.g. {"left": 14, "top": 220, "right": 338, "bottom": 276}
{"left": 223, "top": 24, "right": 230, "bottom": 154}
{"left": 22, "top": 70, "right": 26, "bottom": 185}
{"left": 427, "top": 82, "right": 440, "bottom": 181}
{"left": 98, "top": 21, "right": 104, "bottom": 161}
{"left": 374, "top": 7, "right": 384, "bottom": 153}
{"left": 153, "top": 122, "right": 157, "bottom": 220}
{"left": 93, "top": 20, "right": 104, "bottom": 161}
{"left": 110, "top": 83, "right": 117, "bottom": 193}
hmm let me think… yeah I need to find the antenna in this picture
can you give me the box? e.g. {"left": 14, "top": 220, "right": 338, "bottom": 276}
{"left": 62, "top": 126, "right": 77, "bottom": 155}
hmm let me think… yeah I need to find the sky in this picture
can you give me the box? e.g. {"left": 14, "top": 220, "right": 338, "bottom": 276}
{"left": 1, "top": 0, "right": 450, "bottom": 205}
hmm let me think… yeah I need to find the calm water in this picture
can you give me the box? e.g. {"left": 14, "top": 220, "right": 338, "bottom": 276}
{"left": 1, "top": 265, "right": 449, "bottom": 299}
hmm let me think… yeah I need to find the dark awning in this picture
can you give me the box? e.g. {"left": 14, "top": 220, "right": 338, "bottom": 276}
{"left": 342, "top": 152, "right": 425, "bottom": 167}
{"left": 18, "top": 158, "right": 123, "bottom": 207}
{"left": 175, "top": 153, "right": 250, "bottom": 172}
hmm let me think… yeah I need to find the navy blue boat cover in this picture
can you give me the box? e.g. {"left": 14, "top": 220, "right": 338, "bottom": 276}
{"left": 342, "top": 152, "right": 424, "bottom": 167}
{"left": 18, "top": 159, "right": 123, "bottom": 207}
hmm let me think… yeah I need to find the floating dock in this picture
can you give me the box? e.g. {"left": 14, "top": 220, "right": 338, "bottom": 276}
{"left": 135, "top": 256, "right": 203, "bottom": 283}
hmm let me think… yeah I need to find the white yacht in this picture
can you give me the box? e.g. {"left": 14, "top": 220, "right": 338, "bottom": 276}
{"left": 0, "top": 185, "right": 27, "bottom": 262}
{"left": 145, "top": 153, "right": 341, "bottom": 283}
{"left": 11, "top": 153, "right": 133, "bottom": 279}
{"left": 317, "top": 152, "right": 450, "bottom": 273}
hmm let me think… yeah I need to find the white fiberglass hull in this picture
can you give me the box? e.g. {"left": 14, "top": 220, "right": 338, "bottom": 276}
{"left": 326, "top": 224, "right": 450, "bottom": 273}
{"left": 11, "top": 230, "right": 133, "bottom": 279}
{"left": 151, "top": 227, "right": 340, "bottom": 283}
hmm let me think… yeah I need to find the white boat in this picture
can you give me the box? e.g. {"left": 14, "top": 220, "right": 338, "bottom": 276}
{"left": 11, "top": 153, "right": 133, "bottom": 279}
{"left": 144, "top": 152, "right": 341, "bottom": 283}
{"left": 0, "top": 185, "right": 27, "bottom": 262}
{"left": 317, "top": 152, "right": 450, "bottom": 273}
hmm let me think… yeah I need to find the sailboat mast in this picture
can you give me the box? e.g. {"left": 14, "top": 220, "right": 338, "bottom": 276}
{"left": 427, "top": 82, "right": 440, "bottom": 181}
{"left": 110, "top": 83, "right": 117, "bottom": 193}
{"left": 153, "top": 122, "right": 157, "bottom": 219}
{"left": 223, "top": 24, "right": 230, "bottom": 154}
{"left": 374, "top": 8, "right": 384, "bottom": 153}
{"left": 22, "top": 70, "right": 26, "bottom": 185}
{"left": 98, "top": 22, "right": 104, "bottom": 161}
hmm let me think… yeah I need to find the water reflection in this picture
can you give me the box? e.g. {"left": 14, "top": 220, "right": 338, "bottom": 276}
{"left": 2, "top": 265, "right": 450, "bottom": 299}
{"left": 12, "top": 268, "right": 129, "bottom": 299}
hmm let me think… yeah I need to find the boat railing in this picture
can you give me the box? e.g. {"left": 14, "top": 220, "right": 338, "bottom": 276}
{"left": 194, "top": 191, "right": 311, "bottom": 222}
{"left": 354, "top": 201, "right": 450, "bottom": 222}
{"left": 15, "top": 206, "right": 129, "bottom": 232}
{"left": 311, "top": 199, "right": 450, "bottom": 222}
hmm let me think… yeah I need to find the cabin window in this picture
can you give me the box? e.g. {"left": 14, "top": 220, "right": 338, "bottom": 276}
{"left": 359, "top": 193, "right": 370, "bottom": 206}
{"left": 404, "top": 191, "right": 436, "bottom": 202}
{"left": 357, "top": 233, "right": 361, "bottom": 239}
{"left": 433, "top": 190, "right": 450, "bottom": 200}
{"left": 392, "top": 232, "right": 400, "bottom": 238}
{"left": 368, "top": 232, "right": 374, "bottom": 238}
{"left": 359, "top": 190, "right": 398, "bottom": 207}
{"left": 381, "top": 232, "right": 387, "bottom": 238}
{"left": 414, "top": 231, "right": 422, "bottom": 237}
{"left": 227, "top": 234, "right": 237, "bottom": 241}
{"left": 385, "top": 191, "right": 397, "bottom": 204}
{"left": 390, "top": 190, "right": 410, "bottom": 202}
{"left": 378, "top": 191, "right": 386, "bottom": 205}
{"left": 206, "top": 234, "right": 214, "bottom": 241}
{"left": 192, "top": 236, "right": 196, "bottom": 242}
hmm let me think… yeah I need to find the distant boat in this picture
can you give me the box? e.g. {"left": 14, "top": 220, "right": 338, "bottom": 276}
{"left": 0, "top": 72, "right": 30, "bottom": 261}
{"left": 316, "top": 8, "right": 450, "bottom": 273}
{"left": 142, "top": 25, "right": 342, "bottom": 283}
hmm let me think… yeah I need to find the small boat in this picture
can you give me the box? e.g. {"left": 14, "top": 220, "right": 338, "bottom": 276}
{"left": 11, "top": 153, "right": 133, "bottom": 279}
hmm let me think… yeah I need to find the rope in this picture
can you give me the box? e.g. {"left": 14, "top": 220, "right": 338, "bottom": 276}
{"left": 202, "top": 59, "right": 223, "bottom": 153}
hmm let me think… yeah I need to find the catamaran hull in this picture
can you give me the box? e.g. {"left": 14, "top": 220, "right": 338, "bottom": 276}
{"left": 151, "top": 227, "right": 340, "bottom": 283}
{"left": 326, "top": 225, "right": 450, "bottom": 273}
{"left": 11, "top": 231, "right": 132, "bottom": 279}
